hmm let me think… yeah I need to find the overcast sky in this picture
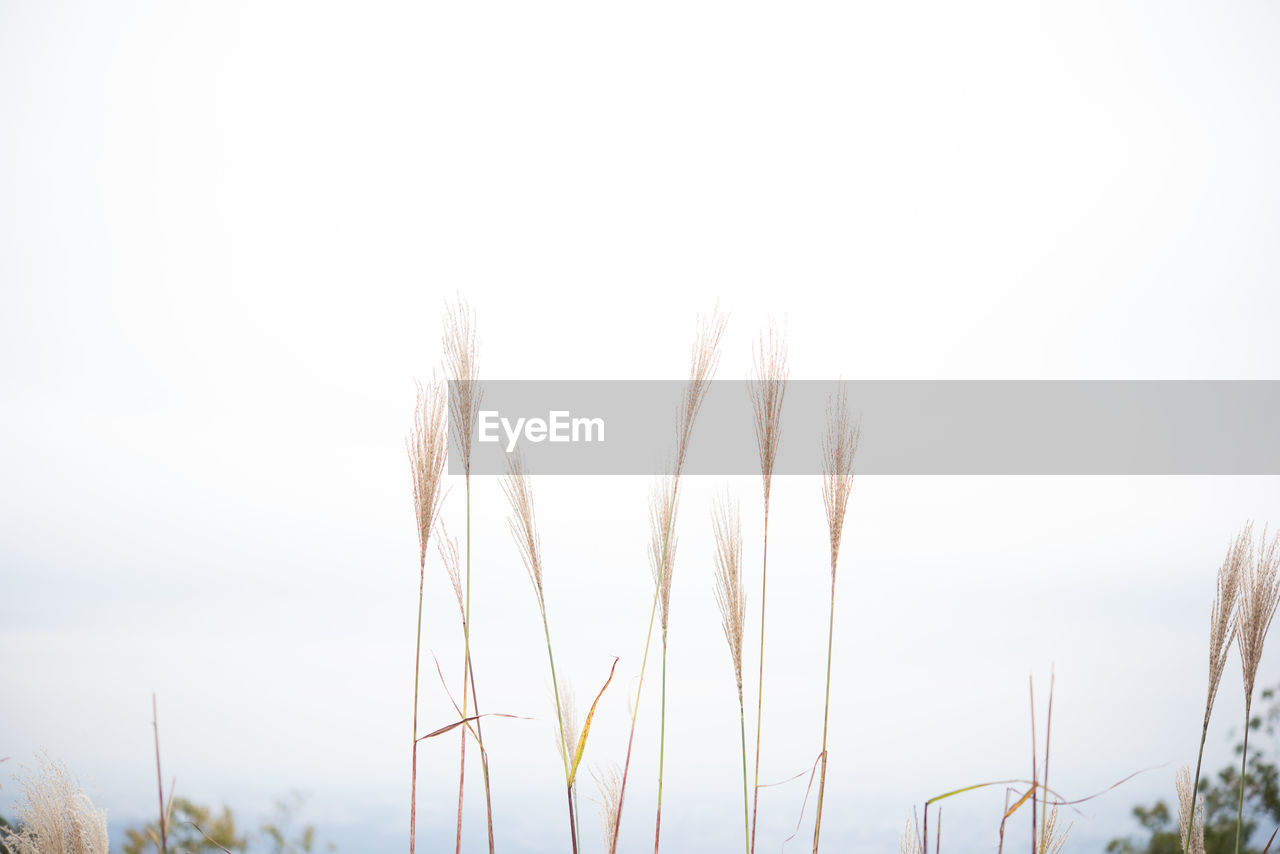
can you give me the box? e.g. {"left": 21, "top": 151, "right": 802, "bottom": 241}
{"left": 3, "top": 2, "right": 1280, "bottom": 852}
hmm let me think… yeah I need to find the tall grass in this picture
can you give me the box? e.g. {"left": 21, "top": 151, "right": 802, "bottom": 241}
{"left": 0, "top": 754, "right": 110, "bottom": 854}
{"left": 1232, "top": 525, "right": 1280, "bottom": 854}
{"left": 747, "top": 323, "right": 787, "bottom": 854}
{"left": 812, "top": 386, "right": 859, "bottom": 853}
{"left": 712, "top": 492, "right": 749, "bottom": 854}
{"left": 502, "top": 454, "right": 581, "bottom": 854}
{"left": 609, "top": 308, "right": 725, "bottom": 854}
{"left": 406, "top": 377, "right": 448, "bottom": 854}
{"left": 443, "top": 298, "right": 495, "bottom": 854}
{"left": 1183, "top": 525, "right": 1248, "bottom": 854}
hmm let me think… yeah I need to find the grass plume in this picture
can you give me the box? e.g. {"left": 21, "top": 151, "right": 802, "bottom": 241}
{"left": 748, "top": 322, "right": 787, "bottom": 854}
{"left": 1235, "top": 524, "right": 1280, "bottom": 854}
{"left": 1, "top": 753, "right": 110, "bottom": 854}
{"left": 812, "top": 385, "right": 859, "bottom": 853}
{"left": 713, "top": 493, "right": 749, "bottom": 854}
{"left": 611, "top": 307, "right": 726, "bottom": 854}
{"left": 1184, "top": 525, "right": 1248, "bottom": 854}
{"left": 503, "top": 453, "right": 580, "bottom": 854}
{"left": 407, "top": 377, "right": 448, "bottom": 854}
{"left": 1177, "top": 765, "right": 1206, "bottom": 854}
{"left": 443, "top": 298, "right": 494, "bottom": 854}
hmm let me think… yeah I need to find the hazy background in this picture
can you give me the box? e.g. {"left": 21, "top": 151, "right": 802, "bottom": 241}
{"left": 2, "top": 1, "right": 1280, "bottom": 851}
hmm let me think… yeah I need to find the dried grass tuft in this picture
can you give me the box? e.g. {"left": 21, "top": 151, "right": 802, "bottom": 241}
{"left": 899, "top": 816, "right": 922, "bottom": 854}
{"left": 408, "top": 378, "right": 449, "bottom": 569}
{"left": 1205, "top": 525, "right": 1249, "bottom": 724}
{"left": 1036, "top": 804, "right": 1071, "bottom": 854}
{"left": 1238, "top": 524, "right": 1280, "bottom": 701}
{"left": 749, "top": 322, "right": 788, "bottom": 509}
{"left": 712, "top": 493, "right": 745, "bottom": 698}
{"left": 671, "top": 309, "right": 727, "bottom": 477}
{"left": 821, "top": 385, "right": 860, "bottom": 579}
{"left": 1, "top": 753, "right": 110, "bottom": 854}
{"left": 649, "top": 478, "right": 680, "bottom": 634}
{"left": 444, "top": 297, "right": 482, "bottom": 475}
{"left": 503, "top": 454, "right": 545, "bottom": 614}
{"left": 1176, "top": 765, "right": 1206, "bottom": 854}
{"left": 556, "top": 685, "right": 581, "bottom": 769}
{"left": 593, "top": 762, "right": 624, "bottom": 854}
{"left": 437, "top": 521, "right": 465, "bottom": 620}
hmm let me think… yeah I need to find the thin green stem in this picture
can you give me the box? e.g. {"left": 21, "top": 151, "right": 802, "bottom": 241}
{"left": 610, "top": 476, "right": 680, "bottom": 854}
{"left": 751, "top": 510, "right": 770, "bottom": 854}
{"left": 411, "top": 559, "right": 425, "bottom": 854}
{"left": 812, "top": 574, "right": 836, "bottom": 853}
{"left": 542, "top": 609, "right": 578, "bottom": 854}
{"left": 1185, "top": 725, "right": 1209, "bottom": 854}
{"left": 739, "top": 696, "right": 750, "bottom": 854}
{"left": 1237, "top": 696, "right": 1253, "bottom": 854}
{"left": 611, "top": 564, "right": 662, "bottom": 854}
{"left": 655, "top": 637, "right": 669, "bottom": 854}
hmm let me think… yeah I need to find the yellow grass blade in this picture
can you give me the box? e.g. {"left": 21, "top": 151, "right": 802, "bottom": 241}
{"left": 568, "top": 657, "right": 619, "bottom": 787}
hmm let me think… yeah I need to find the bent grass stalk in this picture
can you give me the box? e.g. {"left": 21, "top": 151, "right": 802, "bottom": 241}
{"left": 407, "top": 378, "right": 448, "bottom": 854}
{"left": 748, "top": 323, "right": 786, "bottom": 854}
{"left": 503, "top": 454, "right": 580, "bottom": 854}
{"left": 444, "top": 299, "right": 494, "bottom": 854}
{"left": 611, "top": 308, "right": 726, "bottom": 854}
{"left": 712, "top": 493, "right": 749, "bottom": 854}
{"left": 812, "top": 386, "right": 858, "bottom": 853}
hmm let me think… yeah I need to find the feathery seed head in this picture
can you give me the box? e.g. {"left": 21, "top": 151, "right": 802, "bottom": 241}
{"left": 899, "top": 816, "right": 922, "bottom": 854}
{"left": 1176, "top": 765, "right": 1206, "bottom": 854}
{"left": 502, "top": 454, "right": 545, "bottom": 613}
{"left": 649, "top": 478, "right": 679, "bottom": 634}
{"left": 436, "top": 520, "right": 465, "bottom": 620}
{"left": 2, "top": 753, "right": 110, "bottom": 854}
{"left": 749, "top": 321, "right": 788, "bottom": 509}
{"left": 1205, "top": 524, "right": 1249, "bottom": 725}
{"left": 592, "top": 762, "right": 624, "bottom": 854}
{"left": 821, "top": 385, "right": 860, "bottom": 579}
{"left": 1036, "top": 804, "right": 1071, "bottom": 854}
{"left": 712, "top": 493, "right": 745, "bottom": 698}
{"left": 408, "top": 378, "right": 448, "bottom": 568}
{"left": 1238, "top": 523, "right": 1280, "bottom": 702}
{"left": 555, "top": 685, "right": 581, "bottom": 770}
{"left": 672, "top": 308, "right": 727, "bottom": 477}
{"left": 443, "top": 297, "right": 481, "bottom": 475}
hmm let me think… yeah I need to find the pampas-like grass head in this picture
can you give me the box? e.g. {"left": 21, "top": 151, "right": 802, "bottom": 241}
{"left": 592, "top": 762, "right": 624, "bottom": 854}
{"left": 749, "top": 322, "right": 788, "bottom": 509}
{"left": 821, "top": 385, "right": 860, "bottom": 578}
{"left": 436, "top": 520, "right": 465, "bottom": 620}
{"left": 1238, "top": 524, "right": 1280, "bottom": 701}
{"left": 671, "top": 309, "right": 727, "bottom": 477}
{"left": 712, "top": 493, "right": 745, "bottom": 699}
{"left": 1176, "top": 765, "right": 1206, "bottom": 854}
{"left": 408, "top": 378, "right": 448, "bottom": 568}
{"left": 443, "top": 297, "right": 481, "bottom": 476}
{"left": 1, "top": 754, "right": 109, "bottom": 854}
{"left": 502, "top": 454, "right": 545, "bottom": 615}
{"left": 649, "top": 477, "right": 679, "bottom": 635}
{"left": 1205, "top": 525, "right": 1248, "bottom": 725}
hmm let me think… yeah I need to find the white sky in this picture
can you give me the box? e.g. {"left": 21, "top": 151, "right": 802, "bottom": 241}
{"left": 2, "top": 2, "right": 1279, "bottom": 852}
